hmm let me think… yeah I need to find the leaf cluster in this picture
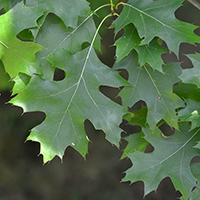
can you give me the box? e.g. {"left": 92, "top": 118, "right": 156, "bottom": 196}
{"left": 1, "top": 0, "right": 200, "bottom": 199}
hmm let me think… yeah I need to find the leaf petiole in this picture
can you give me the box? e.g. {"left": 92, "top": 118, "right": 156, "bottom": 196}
{"left": 115, "top": 1, "right": 125, "bottom": 10}
{"left": 110, "top": 0, "right": 114, "bottom": 11}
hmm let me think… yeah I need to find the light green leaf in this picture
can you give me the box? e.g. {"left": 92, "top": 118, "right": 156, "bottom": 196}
{"left": 0, "top": 2, "right": 44, "bottom": 35}
{"left": 10, "top": 47, "right": 129, "bottom": 163}
{"left": 113, "top": 51, "right": 184, "bottom": 129}
{"left": 12, "top": 73, "right": 31, "bottom": 95}
{"left": 123, "top": 123, "right": 200, "bottom": 199}
{"left": 113, "top": 0, "right": 199, "bottom": 55}
{"left": 0, "top": 38, "right": 43, "bottom": 79}
{"left": 0, "top": 2, "right": 44, "bottom": 78}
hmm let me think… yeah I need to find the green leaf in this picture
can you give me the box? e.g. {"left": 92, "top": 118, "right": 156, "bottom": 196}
{"left": 0, "top": 2, "right": 44, "bottom": 78}
{"left": 123, "top": 106, "right": 147, "bottom": 127}
{"left": 2, "top": 1, "right": 200, "bottom": 198}
{"left": 34, "top": 12, "right": 99, "bottom": 80}
{"left": 180, "top": 53, "right": 200, "bottom": 88}
{"left": 10, "top": 47, "right": 129, "bottom": 163}
{"left": 194, "top": 141, "right": 200, "bottom": 149}
{"left": 113, "top": 0, "right": 199, "bottom": 55}
{"left": 0, "top": 0, "right": 22, "bottom": 12}
{"left": 178, "top": 99, "right": 200, "bottom": 129}
{"left": 0, "top": 60, "right": 13, "bottom": 91}
{"left": 173, "top": 82, "right": 200, "bottom": 102}
{"left": 12, "top": 73, "right": 31, "bottom": 95}
{"left": 115, "top": 23, "right": 168, "bottom": 72}
{"left": 190, "top": 163, "right": 200, "bottom": 200}
{"left": 0, "top": 2, "right": 44, "bottom": 35}
{"left": 26, "top": 0, "right": 91, "bottom": 28}
{"left": 135, "top": 38, "right": 168, "bottom": 72}
{"left": 0, "top": 38, "right": 43, "bottom": 79}
{"left": 114, "top": 23, "right": 141, "bottom": 62}
{"left": 113, "top": 51, "right": 184, "bottom": 129}
{"left": 123, "top": 123, "right": 200, "bottom": 199}
{"left": 121, "top": 131, "right": 149, "bottom": 159}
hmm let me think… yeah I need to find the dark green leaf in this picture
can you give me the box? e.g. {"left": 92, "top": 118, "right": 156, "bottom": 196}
{"left": 35, "top": 13, "right": 99, "bottom": 80}
{"left": 115, "top": 23, "right": 168, "bottom": 72}
{"left": 115, "top": 23, "right": 141, "bottom": 62}
{"left": 180, "top": 53, "right": 200, "bottom": 87}
{"left": 113, "top": 0, "right": 199, "bottom": 55}
{"left": 113, "top": 51, "right": 184, "bottom": 129}
{"left": 121, "top": 131, "right": 149, "bottom": 159}
{"left": 190, "top": 163, "right": 200, "bottom": 200}
{"left": 123, "top": 106, "right": 147, "bottom": 127}
{"left": 10, "top": 47, "right": 129, "bottom": 163}
{"left": 178, "top": 99, "right": 200, "bottom": 129}
{"left": 26, "top": 0, "right": 91, "bottom": 28}
{"left": 123, "top": 123, "right": 200, "bottom": 199}
{"left": 173, "top": 82, "right": 200, "bottom": 102}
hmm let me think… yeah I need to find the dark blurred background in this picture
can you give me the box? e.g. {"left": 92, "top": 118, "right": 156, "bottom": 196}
{"left": 0, "top": 0, "right": 200, "bottom": 199}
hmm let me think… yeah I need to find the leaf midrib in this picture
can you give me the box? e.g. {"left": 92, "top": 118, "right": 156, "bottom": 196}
{"left": 49, "top": 13, "right": 113, "bottom": 149}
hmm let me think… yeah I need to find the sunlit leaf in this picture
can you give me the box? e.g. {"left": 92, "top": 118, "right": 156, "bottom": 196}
{"left": 0, "top": 2, "right": 44, "bottom": 78}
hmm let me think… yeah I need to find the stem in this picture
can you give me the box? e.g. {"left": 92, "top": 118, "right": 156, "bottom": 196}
{"left": 65, "top": 14, "right": 112, "bottom": 122}
{"left": 115, "top": 2, "right": 125, "bottom": 10}
{"left": 110, "top": 0, "right": 114, "bottom": 11}
{"left": 57, "top": 14, "right": 113, "bottom": 142}
{"left": 94, "top": 3, "right": 111, "bottom": 13}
